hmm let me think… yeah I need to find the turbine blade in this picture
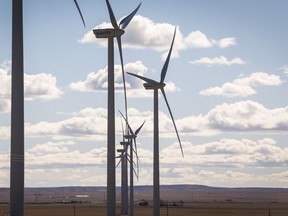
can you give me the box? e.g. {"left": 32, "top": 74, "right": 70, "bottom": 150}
{"left": 160, "top": 27, "right": 177, "bottom": 83}
{"left": 73, "top": 0, "right": 86, "bottom": 27}
{"left": 118, "top": 110, "right": 134, "bottom": 136}
{"left": 127, "top": 153, "right": 138, "bottom": 178}
{"left": 135, "top": 120, "right": 146, "bottom": 135}
{"left": 105, "top": 0, "right": 119, "bottom": 30}
{"left": 160, "top": 88, "right": 184, "bottom": 157}
{"left": 120, "top": 118, "right": 125, "bottom": 142}
{"left": 116, "top": 157, "right": 122, "bottom": 168}
{"left": 127, "top": 72, "right": 159, "bottom": 86}
{"left": 133, "top": 167, "right": 139, "bottom": 180}
{"left": 133, "top": 138, "right": 138, "bottom": 160}
{"left": 133, "top": 138, "right": 140, "bottom": 178}
{"left": 119, "top": 2, "right": 141, "bottom": 29}
{"left": 117, "top": 36, "right": 128, "bottom": 134}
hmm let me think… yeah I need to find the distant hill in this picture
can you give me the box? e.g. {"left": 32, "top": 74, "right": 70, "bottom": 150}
{"left": 1, "top": 184, "right": 287, "bottom": 204}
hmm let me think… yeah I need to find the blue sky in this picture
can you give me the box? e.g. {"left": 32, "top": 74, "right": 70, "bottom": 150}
{"left": 0, "top": 0, "right": 288, "bottom": 188}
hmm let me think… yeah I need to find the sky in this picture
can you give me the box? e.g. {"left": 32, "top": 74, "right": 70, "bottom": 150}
{"left": 0, "top": 0, "right": 288, "bottom": 188}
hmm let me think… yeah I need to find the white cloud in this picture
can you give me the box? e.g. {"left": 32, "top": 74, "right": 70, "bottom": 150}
{"left": 214, "top": 37, "right": 237, "bottom": 48}
{"left": 189, "top": 56, "right": 245, "bottom": 66}
{"left": 28, "top": 141, "right": 75, "bottom": 155}
{"left": 28, "top": 108, "right": 109, "bottom": 141}
{"left": 174, "top": 100, "right": 288, "bottom": 135}
{"left": 161, "top": 137, "right": 288, "bottom": 169}
{"left": 200, "top": 82, "right": 256, "bottom": 97}
{"left": 206, "top": 100, "right": 288, "bottom": 131}
{"left": 24, "top": 73, "right": 63, "bottom": 100}
{"left": 0, "top": 60, "right": 11, "bottom": 98}
{"left": 234, "top": 72, "right": 283, "bottom": 86}
{"left": 70, "top": 61, "right": 148, "bottom": 92}
{"left": 26, "top": 146, "right": 107, "bottom": 167}
{"left": 200, "top": 72, "right": 283, "bottom": 97}
{"left": 70, "top": 61, "right": 180, "bottom": 98}
{"left": 0, "top": 126, "right": 9, "bottom": 140}
{"left": 184, "top": 30, "right": 212, "bottom": 48}
{"left": 1, "top": 100, "right": 287, "bottom": 141}
{"left": 79, "top": 15, "right": 236, "bottom": 59}
{"left": 79, "top": 15, "right": 183, "bottom": 52}
{"left": 0, "top": 61, "right": 63, "bottom": 114}
{"left": 0, "top": 61, "right": 11, "bottom": 113}
{"left": 0, "top": 99, "right": 10, "bottom": 114}
{"left": 281, "top": 65, "right": 288, "bottom": 76}
{"left": 1, "top": 135, "right": 288, "bottom": 187}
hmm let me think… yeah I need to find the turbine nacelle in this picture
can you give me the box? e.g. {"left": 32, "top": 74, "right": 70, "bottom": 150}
{"left": 124, "top": 134, "right": 137, "bottom": 140}
{"left": 93, "top": 28, "right": 125, "bottom": 38}
{"left": 117, "top": 149, "right": 125, "bottom": 153}
{"left": 120, "top": 141, "right": 130, "bottom": 146}
{"left": 143, "top": 82, "right": 166, "bottom": 90}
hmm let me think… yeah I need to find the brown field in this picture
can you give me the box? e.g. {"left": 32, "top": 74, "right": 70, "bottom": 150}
{"left": 1, "top": 185, "right": 288, "bottom": 216}
{"left": 1, "top": 203, "right": 288, "bottom": 216}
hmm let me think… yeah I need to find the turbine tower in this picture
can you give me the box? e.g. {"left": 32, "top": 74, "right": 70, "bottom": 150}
{"left": 119, "top": 111, "right": 145, "bottom": 216}
{"left": 116, "top": 147, "right": 128, "bottom": 214}
{"left": 116, "top": 122, "right": 129, "bottom": 214}
{"left": 127, "top": 27, "right": 183, "bottom": 216}
{"left": 10, "top": 1, "right": 85, "bottom": 216}
{"left": 93, "top": 1, "right": 140, "bottom": 215}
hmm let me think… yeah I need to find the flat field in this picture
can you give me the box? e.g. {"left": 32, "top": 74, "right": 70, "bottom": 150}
{"left": 1, "top": 185, "right": 288, "bottom": 216}
{"left": 1, "top": 203, "right": 288, "bottom": 216}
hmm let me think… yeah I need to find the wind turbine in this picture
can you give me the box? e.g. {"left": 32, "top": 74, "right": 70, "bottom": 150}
{"left": 94, "top": 0, "right": 141, "bottom": 123}
{"left": 127, "top": 27, "right": 183, "bottom": 216}
{"left": 10, "top": 1, "right": 85, "bottom": 215}
{"left": 116, "top": 147, "right": 128, "bottom": 214}
{"left": 116, "top": 121, "right": 129, "bottom": 214}
{"left": 119, "top": 111, "right": 145, "bottom": 216}
{"left": 93, "top": 1, "right": 141, "bottom": 215}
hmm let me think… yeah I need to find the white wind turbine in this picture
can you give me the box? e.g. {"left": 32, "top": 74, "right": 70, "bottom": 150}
{"left": 10, "top": 1, "right": 85, "bottom": 215}
{"left": 116, "top": 121, "right": 129, "bottom": 214}
{"left": 116, "top": 146, "right": 128, "bottom": 214}
{"left": 119, "top": 111, "right": 145, "bottom": 216}
{"left": 127, "top": 27, "right": 184, "bottom": 216}
{"left": 93, "top": 1, "right": 141, "bottom": 215}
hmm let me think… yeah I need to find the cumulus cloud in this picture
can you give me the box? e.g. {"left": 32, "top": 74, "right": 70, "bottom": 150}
{"left": 69, "top": 61, "right": 180, "bottom": 97}
{"left": 69, "top": 61, "right": 148, "bottom": 92}
{"left": 25, "top": 107, "right": 108, "bottom": 141}
{"left": 158, "top": 137, "right": 288, "bottom": 187}
{"left": 0, "top": 126, "right": 9, "bottom": 140}
{"left": 281, "top": 65, "right": 288, "bottom": 76}
{"left": 1, "top": 135, "right": 288, "bottom": 187}
{"left": 184, "top": 30, "right": 212, "bottom": 48}
{"left": 0, "top": 61, "right": 11, "bottom": 113}
{"left": 214, "top": 37, "right": 237, "bottom": 48}
{"left": 200, "top": 72, "right": 283, "bottom": 97}
{"left": 26, "top": 145, "right": 107, "bottom": 168}
{"left": 160, "top": 138, "right": 288, "bottom": 174}
{"left": 24, "top": 73, "right": 63, "bottom": 100}
{"left": 0, "top": 99, "right": 10, "bottom": 114}
{"left": 28, "top": 141, "right": 75, "bottom": 155}
{"left": 189, "top": 56, "right": 245, "bottom": 66}
{"left": 174, "top": 100, "right": 288, "bottom": 136}
{"left": 0, "top": 61, "right": 63, "bottom": 114}
{"left": 1, "top": 100, "right": 287, "bottom": 141}
{"left": 79, "top": 15, "right": 236, "bottom": 59}
{"left": 206, "top": 100, "right": 288, "bottom": 131}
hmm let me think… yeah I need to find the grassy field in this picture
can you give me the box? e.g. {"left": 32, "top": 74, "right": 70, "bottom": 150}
{"left": 1, "top": 203, "right": 288, "bottom": 216}
{"left": 1, "top": 185, "right": 288, "bottom": 216}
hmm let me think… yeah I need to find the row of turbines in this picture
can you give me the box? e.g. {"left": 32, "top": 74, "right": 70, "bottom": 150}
{"left": 10, "top": 0, "right": 183, "bottom": 216}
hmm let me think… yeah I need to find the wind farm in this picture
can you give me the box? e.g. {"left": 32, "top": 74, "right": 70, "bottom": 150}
{"left": 1, "top": 0, "right": 288, "bottom": 216}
